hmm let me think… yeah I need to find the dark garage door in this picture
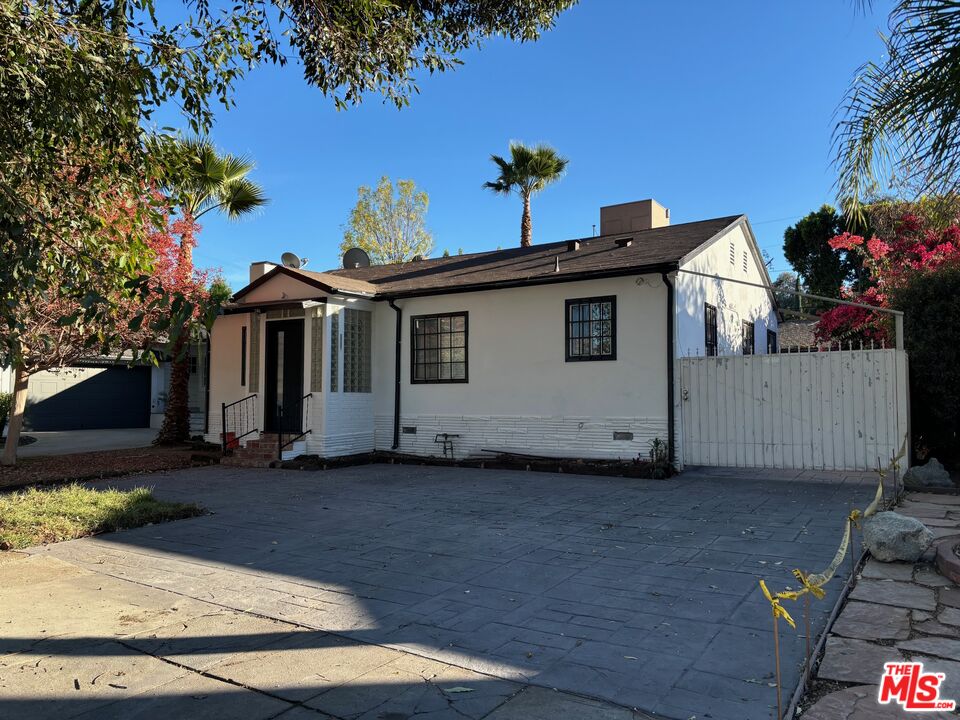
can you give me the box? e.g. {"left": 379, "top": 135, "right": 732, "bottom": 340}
{"left": 25, "top": 365, "right": 151, "bottom": 431}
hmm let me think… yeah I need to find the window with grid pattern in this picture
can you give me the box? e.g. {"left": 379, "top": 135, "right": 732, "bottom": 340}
{"left": 705, "top": 303, "right": 718, "bottom": 356}
{"left": 742, "top": 320, "right": 755, "bottom": 355}
{"left": 343, "top": 309, "right": 372, "bottom": 392}
{"left": 411, "top": 312, "right": 467, "bottom": 383}
{"left": 565, "top": 296, "right": 616, "bottom": 361}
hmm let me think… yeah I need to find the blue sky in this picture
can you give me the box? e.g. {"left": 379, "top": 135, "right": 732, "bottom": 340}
{"left": 165, "top": 1, "right": 895, "bottom": 290}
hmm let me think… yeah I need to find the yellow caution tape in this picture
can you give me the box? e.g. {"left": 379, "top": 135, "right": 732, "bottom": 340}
{"left": 863, "top": 479, "right": 884, "bottom": 519}
{"left": 759, "top": 580, "right": 797, "bottom": 629}
{"left": 792, "top": 568, "right": 826, "bottom": 600}
{"left": 804, "top": 518, "right": 851, "bottom": 590}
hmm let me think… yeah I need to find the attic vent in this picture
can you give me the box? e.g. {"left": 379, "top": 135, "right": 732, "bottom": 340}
{"left": 729, "top": 242, "right": 736, "bottom": 265}
{"left": 614, "top": 236, "right": 633, "bottom": 248}
{"left": 567, "top": 240, "right": 581, "bottom": 251}
{"left": 742, "top": 251, "right": 748, "bottom": 273}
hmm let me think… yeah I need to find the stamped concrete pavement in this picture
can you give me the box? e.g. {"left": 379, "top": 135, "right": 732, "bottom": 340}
{"left": 13, "top": 464, "right": 876, "bottom": 719}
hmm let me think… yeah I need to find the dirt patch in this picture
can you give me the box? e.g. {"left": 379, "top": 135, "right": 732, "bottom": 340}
{"left": 0, "top": 445, "right": 219, "bottom": 492}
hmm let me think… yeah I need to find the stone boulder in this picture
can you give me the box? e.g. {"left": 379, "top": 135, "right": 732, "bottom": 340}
{"left": 863, "top": 511, "right": 934, "bottom": 563}
{"left": 903, "top": 458, "right": 954, "bottom": 489}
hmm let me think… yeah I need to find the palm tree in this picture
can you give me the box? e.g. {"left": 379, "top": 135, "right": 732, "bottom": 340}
{"left": 484, "top": 142, "right": 568, "bottom": 247}
{"left": 836, "top": 0, "right": 960, "bottom": 222}
{"left": 155, "top": 138, "right": 267, "bottom": 445}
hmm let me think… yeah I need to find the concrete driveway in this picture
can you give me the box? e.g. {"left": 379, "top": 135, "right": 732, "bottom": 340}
{"left": 16, "top": 428, "right": 158, "bottom": 458}
{"left": 9, "top": 464, "right": 876, "bottom": 719}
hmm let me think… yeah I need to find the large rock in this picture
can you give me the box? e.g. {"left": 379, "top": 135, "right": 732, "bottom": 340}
{"left": 863, "top": 511, "right": 934, "bottom": 563}
{"left": 904, "top": 458, "right": 954, "bottom": 489}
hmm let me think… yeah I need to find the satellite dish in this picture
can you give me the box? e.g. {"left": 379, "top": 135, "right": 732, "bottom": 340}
{"left": 281, "top": 252, "right": 309, "bottom": 269}
{"left": 342, "top": 247, "right": 371, "bottom": 269}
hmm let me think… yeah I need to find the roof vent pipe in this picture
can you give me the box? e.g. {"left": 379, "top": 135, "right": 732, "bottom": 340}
{"left": 615, "top": 237, "right": 633, "bottom": 248}
{"left": 554, "top": 256, "right": 560, "bottom": 272}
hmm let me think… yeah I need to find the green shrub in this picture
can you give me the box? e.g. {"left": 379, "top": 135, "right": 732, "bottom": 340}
{"left": 889, "top": 264, "right": 960, "bottom": 466}
{"left": 0, "top": 392, "right": 11, "bottom": 436}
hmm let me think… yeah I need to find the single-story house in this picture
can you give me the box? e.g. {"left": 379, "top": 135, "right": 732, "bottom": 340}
{"left": 207, "top": 199, "right": 778, "bottom": 463}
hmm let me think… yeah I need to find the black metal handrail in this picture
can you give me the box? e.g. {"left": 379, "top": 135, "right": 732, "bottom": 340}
{"left": 221, "top": 393, "right": 258, "bottom": 455}
{"left": 278, "top": 392, "right": 313, "bottom": 459}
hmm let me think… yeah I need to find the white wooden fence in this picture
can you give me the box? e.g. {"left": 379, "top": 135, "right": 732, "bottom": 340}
{"left": 678, "top": 349, "right": 909, "bottom": 471}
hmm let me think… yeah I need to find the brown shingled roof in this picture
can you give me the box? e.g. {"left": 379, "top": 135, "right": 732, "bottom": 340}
{"left": 233, "top": 215, "right": 743, "bottom": 302}
{"left": 325, "top": 215, "right": 742, "bottom": 298}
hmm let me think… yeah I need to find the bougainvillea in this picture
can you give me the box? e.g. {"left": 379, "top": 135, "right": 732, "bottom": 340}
{"left": 815, "top": 214, "right": 960, "bottom": 345}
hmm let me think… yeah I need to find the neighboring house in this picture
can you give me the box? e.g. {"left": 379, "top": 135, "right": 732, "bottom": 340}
{"left": 0, "top": 342, "right": 208, "bottom": 433}
{"left": 207, "top": 199, "right": 778, "bottom": 462}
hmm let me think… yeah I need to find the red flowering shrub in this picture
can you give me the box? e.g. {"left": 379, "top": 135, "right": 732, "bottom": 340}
{"left": 816, "top": 215, "right": 960, "bottom": 345}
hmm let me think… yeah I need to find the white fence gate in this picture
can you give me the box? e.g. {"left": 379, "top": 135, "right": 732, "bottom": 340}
{"left": 678, "top": 349, "right": 909, "bottom": 471}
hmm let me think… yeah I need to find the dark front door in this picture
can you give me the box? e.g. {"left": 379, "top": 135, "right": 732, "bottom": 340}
{"left": 264, "top": 319, "right": 304, "bottom": 434}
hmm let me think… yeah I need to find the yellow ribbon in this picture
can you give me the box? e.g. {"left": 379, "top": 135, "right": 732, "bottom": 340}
{"left": 792, "top": 568, "right": 826, "bottom": 600}
{"left": 804, "top": 517, "right": 851, "bottom": 589}
{"left": 759, "top": 580, "right": 797, "bottom": 629}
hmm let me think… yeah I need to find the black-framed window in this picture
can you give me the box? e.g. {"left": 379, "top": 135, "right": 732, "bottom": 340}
{"left": 742, "top": 320, "right": 755, "bottom": 355}
{"left": 705, "top": 303, "right": 718, "bottom": 357}
{"left": 565, "top": 296, "right": 616, "bottom": 361}
{"left": 767, "top": 329, "right": 778, "bottom": 354}
{"left": 240, "top": 326, "right": 247, "bottom": 386}
{"left": 411, "top": 312, "right": 468, "bottom": 383}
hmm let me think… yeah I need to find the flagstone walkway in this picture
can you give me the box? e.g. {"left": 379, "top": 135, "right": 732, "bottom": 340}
{"left": 802, "top": 492, "right": 960, "bottom": 719}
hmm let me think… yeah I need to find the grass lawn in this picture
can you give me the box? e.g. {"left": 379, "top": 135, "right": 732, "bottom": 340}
{"left": 0, "top": 484, "right": 202, "bottom": 550}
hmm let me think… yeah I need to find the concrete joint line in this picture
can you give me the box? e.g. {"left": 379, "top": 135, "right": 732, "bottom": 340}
{"left": 115, "top": 639, "right": 340, "bottom": 719}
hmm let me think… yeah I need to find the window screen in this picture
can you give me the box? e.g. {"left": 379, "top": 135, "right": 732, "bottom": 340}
{"left": 705, "top": 303, "right": 718, "bottom": 356}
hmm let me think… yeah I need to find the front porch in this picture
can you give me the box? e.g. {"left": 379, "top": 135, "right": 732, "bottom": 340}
{"left": 207, "top": 297, "right": 376, "bottom": 465}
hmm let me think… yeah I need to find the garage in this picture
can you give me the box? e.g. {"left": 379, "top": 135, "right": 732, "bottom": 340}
{"left": 25, "top": 365, "right": 151, "bottom": 431}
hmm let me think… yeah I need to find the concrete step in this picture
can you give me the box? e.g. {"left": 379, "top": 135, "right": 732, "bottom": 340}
{"left": 221, "top": 456, "right": 273, "bottom": 468}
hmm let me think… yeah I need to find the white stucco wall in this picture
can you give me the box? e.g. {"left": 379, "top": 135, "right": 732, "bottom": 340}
{"left": 675, "top": 222, "right": 778, "bottom": 357}
{"left": 371, "top": 275, "right": 671, "bottom": 460}
{"left": 206, "top": 312, "right": 252, "bottom": 442}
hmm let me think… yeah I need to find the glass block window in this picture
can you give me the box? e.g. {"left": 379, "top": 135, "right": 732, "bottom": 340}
{"left": 742, "top": 320, "right": 755, "bottom": 355}
{"left": 343, "top": 309, "right": 372, "bottom": 393}
{"left": 330, "top": 311, "right": 339, "bottom": 392}
{"left": 565, "top": 296, "right": 616, "bottom": 361}
{"left": 411, "top": 312, "right": 468, "bottom": 383}
{"left": 704, "top": 303, "right": 718, "bottom": 357}
{"left": 310, "top": 313, "right": 323, "bottom": 392}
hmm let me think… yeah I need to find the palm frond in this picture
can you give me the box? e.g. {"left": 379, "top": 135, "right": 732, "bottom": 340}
{"left": 836, "top": 0, "right": 960, "bottom": 217}
{"left": 220, "top": 178, "right": 268, "bottom": 220}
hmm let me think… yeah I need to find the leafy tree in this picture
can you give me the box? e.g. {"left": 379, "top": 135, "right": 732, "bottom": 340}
{"left": 889, "top": 264, "right": 960, "bottom": 465}
{"left": 485, "top": 142, "right": 568, "bottom": 247}
{"left": 836, "top": 1, "right": 960, "bottom": 218}
{"left": 1, "top": 0, "right": 573, "bottom": 376}
{"left": 341, "top": 177, "right": 433, "bottom": 265}
{"left": 783, "top": 205, "right": 869, "bottom": 299}
{"left": 155, "top": 139, "right": 266, "bottom": 446}
{"left": 772, "top": 271, "right": 801, "bottom": 311}
{"left": 1, "top": 198, "right": 213, "bottom": 466}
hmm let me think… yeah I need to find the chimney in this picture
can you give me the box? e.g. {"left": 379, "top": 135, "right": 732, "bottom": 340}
{"left": 599, "top": 199, "right": 670, "bottom": 236}
{"left": 249, "top": 261, "right": 277, "bottom": 283}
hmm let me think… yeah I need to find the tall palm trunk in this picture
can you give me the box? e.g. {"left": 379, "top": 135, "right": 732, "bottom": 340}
{"left": 1, "top": 364, "right": 29, "bottom": 466}
{"left": 156, "top": 333, "right": 191, "bottom": 444}
{"left": 155, "top": 218, "right": 195, "bottom": 446}
{"left": 520, "top": 193, "right": 532, "bottom": 247}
